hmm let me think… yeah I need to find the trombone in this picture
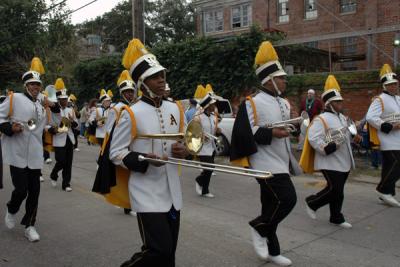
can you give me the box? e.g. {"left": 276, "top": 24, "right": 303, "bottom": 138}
{"left": 137, "top": 120, "right": 272, "bottom": 179}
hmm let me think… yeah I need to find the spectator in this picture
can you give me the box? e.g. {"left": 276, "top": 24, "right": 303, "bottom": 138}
{"left": 185, "top": 98, "right": 197, "bottom": 122}
{"left": 79, "top": 102, "right": 89, "bottom": 137}
{"left": 300, "top": 89, "right": 323, "bottom": 120}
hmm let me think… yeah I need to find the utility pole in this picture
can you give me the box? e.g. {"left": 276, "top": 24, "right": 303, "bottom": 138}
{"left": 132, "top": 0, "right": 145, "bottom": 42}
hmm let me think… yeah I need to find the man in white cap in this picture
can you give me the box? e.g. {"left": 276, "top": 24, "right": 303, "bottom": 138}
{"left": 230, "top": 41, "right": 301, "bottom": 266}
{"left": 89, "top": 89, "right": 112, "bottom": 145}
{"left": 48, "top": 78, "right": 78, "bottom": 192}
{"left": 110, "top": 39, "right": 187, "bottom": 267}
{"left": 304, "top": 75, "right": 358, "bottom": 228}
{"left": 366, "top": 64, "right": 400, "bottom": 207}
{"left": 0, "top": 57, "right": 48, "bottom": 242}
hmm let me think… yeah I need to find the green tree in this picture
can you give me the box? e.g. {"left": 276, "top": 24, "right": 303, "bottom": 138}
{"left": 0, "top": 0, "right": 46, "bottom": 88}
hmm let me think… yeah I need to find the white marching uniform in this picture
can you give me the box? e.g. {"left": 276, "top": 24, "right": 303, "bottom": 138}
{"left": 308, "top": 112, "right": 355, "bottom": 172}
{"left": 366, "top": 92, "right": 400, "bottom": 151}
{"left": 89, "top": 106, "right": 110, "bottom": 139}
{"left": 247, "top": 91, "right": 301, "bottom": 175}
{"left": 105, "top": 102, "right": 125, "bottom": 133}
{"left": 51, "top": 107, "right": 77, "bottom": 147}
{"left": 197, "top": 112, "right": 217, "bottom": 156}
{"left": 110, "top": 98, "right": 184, "bottom": 213}
{"left": 0, "top": 93, "right": 47, "bottom": 169}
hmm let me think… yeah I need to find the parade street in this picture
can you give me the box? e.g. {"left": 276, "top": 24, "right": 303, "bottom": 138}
{"left": 0, "top": 141, "right": 399, "bottom": 267}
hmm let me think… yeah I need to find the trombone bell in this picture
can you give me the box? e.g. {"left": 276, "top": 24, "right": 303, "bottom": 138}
{"left": 138, "top": 120, "right": 204, "bottom": 155}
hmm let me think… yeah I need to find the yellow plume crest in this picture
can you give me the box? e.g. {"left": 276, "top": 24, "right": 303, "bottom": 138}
{"left": 324, "top": 75, "right": 341, "bottom": 92}
{"left": 122, "top": 39, "right": 149, "bottom": 70}
{"left": 69, "top": 94, "right": 77, "bottom": 101}
{"left": 255, "top": 41, "right": 279, "bottom": 67}
{"left": 205, "top": 84, "right": 214, "bottom": 94}
{"left": 138, "top": 89, "right": 143, "bottom": 97}
{"left": 117, "top": 70, "right": 133, "bottom": 85}
{"left": 380, "top": 64, "right": 393, "bottom": 77}
{"left": 100, "top": 89, "right": 107, "bottom": 96}
{"left": 30, "top": 57, "right": 45, "bottom": 74}
{"left": 107, "top": 90, "right": 113, "bottom": 98}
{"left": 54, "top": 78, "right": 66, "bottom": 91}
{"left": 194, "top": 85, "right": 205, "bottom": 99}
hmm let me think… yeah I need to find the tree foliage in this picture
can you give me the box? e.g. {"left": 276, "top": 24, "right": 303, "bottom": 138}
{"left": 76, "top": 0, "right": 195, "bottom": 50}
{"left": 0, "top": 0, "right": 78, "bottom": 91}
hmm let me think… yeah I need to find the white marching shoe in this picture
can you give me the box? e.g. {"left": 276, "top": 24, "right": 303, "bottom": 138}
{"left": 195, "top": 181, "right": 202, "bottom": 196}
{"left": 129, "top": 211, "right": 137, "bottom": 217}
{"left": 268, "top": 255, "right": 292, "bottom": 266}
{"left": 25, "top": 226, "right": 40, "bottom": 242}
{"left": 250, "top": 227, "right": 268, "bottom": 260}
{"left": 377, "top": 191, "right": 400, "bottom": 207}
{"left": 5, "top": 210, "right": 16, "bottom": 229}
{"left": 202, "top": 193, "right": 215, "bottom": 198}
{"left": 50, "top": 180, "right": 57, "bottom": 188}
{"left": 74, "top": 148, "right": 80, "bottom": 152}
{"left": 65, "top": 187, "right": 72, "bottom": 192}
{"left": 338, "top": 222, "right": 352, "bottom": 229}
{"left": 39, "top": 176, "right": 44, "bottom": 182}
{"left": 305, "top": 202, "right": 317, "bottom": 220}
{"left": 45, "top": 158, "right": 52, "bottom": 164}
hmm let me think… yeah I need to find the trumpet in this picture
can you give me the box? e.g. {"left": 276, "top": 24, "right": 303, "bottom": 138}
{"left": 12, "top": 118, "right": 37, "bottom": 131}
{"left": 137, "top": 120, "right": 272, "bottom": 179}
{"left": 381, "top": 113, "right": 400, "bottom": 125}
{"left": 266, "top": 111, "right": 310, "bottom": 132}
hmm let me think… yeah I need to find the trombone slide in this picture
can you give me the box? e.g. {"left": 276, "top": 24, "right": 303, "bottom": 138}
{"left": 138, "top": 155, "right": 272, "bottom": 179}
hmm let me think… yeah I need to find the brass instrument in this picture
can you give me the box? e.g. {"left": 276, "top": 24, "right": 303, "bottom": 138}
{"left": 12, "top": 118, "right": 37, "bottom": 131}
{"left": 97, "top": 117, "right": 107, "bottom": 127}
{"left": 137, "top": 120, "right": 272, "bottom": 179}
{"left": 138, "top": 119, "right": 204, "bottom": 155}
{"left": 266, "top": 111, "right": 310, "bottom": 132}
{"left": 57, "top": 117, "right": 71, "bottom": 133}
{"left": 324, "top": 118, "right": 357, "bottom": 146}
{"left": 381, "top": 113, "right": 400, "bottom": 125}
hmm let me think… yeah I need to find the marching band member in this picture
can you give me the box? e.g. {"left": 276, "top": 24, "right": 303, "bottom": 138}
{"left": 0, "top": 57, "right": 48, "bottom": 242}
{"left": 105, "top": 70, "right": 137, "bottom": 133}
{"left": 230, "top": 42, "right": 301, "bottom": 266}
{"left": 194, "top": 84, "right": 220, "bottom": 198}
{"left": 366, "top": 64, "right": 400, "bottom": 207}
{"left": 48, "top": 78, "right": 78, "bottom": 192}
{"left": 105, "top": 70, "right": 137, "bottom": 216}
{"left": 89, "top": 89, "right": 113, "bottom": 145}
{"left": 68, "top": 94, "right": 81, "bottom": 152}
{"left": 0, "top": 90, "right": 5, "bottom": 189}
{"left": 302, "top": 75, "right": 358, "bottom": 228}
{"left": 109, "top": 39, "right": 187, "bottom": 267}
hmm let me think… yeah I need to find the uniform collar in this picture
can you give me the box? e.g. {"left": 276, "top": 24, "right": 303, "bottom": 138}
{"left": 260, "top": 88, "right": 277, "bottom": 97}
{"left": 24, "top": 92, "right": 35, "bottom": 102}
{"left": 383, "top": 91, "right": 396, "bottom": 97}
{"left": 141, "top": 95, "right": 163, "bottom": 108}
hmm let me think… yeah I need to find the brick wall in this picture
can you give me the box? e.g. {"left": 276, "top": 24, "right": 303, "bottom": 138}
{"left": 287, "top": 87, "right": 383, "bottom": 121}
{"left": 195, "top": 0, "right": 400, "bottom": 70}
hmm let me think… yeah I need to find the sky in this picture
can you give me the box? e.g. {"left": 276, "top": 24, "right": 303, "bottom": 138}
{"left": 50, "top": 0, "right": 126, "bottom": 24}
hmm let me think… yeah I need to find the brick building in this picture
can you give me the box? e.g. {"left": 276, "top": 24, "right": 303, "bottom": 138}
{"left": 194, "top": 0, "right": 400, "bottom": 72}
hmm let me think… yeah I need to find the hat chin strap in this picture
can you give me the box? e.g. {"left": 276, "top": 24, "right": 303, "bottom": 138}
{"left": 328, "top": 103, "right": 339, "bottom": 115}
{"left": 270, "top": 77, "right": 282, "bottom": 96}
{"left": 25, "top": 85, "right": 35, "bottom": 100}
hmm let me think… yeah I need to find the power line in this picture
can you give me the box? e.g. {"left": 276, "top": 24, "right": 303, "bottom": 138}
{"left": 0, "top": 0, "right": 100, "bottom": 46}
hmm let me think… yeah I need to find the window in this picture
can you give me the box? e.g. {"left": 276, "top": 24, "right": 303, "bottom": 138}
{"left": 340, "top": 0, "right": 356, "bottom": 13}
{"left": 341, "top": 37, "right": 358, "bottom": 70}
{"left": 204, "top": 10, "right": 224, "bottom": 33}
{"left": 277, "top": 0, "right": 289, "bottom": 23}
{"left": 232, "top": 4, "right": 252, "bottom": 29}
{"left": 305, "top": 0, "right": 317, "bottom": 19}
{"left": 304, "top": 41, "right": 318, "bottom": 49}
